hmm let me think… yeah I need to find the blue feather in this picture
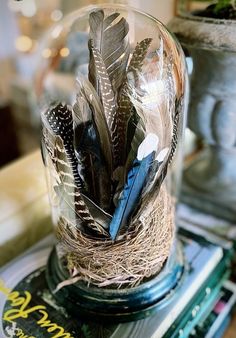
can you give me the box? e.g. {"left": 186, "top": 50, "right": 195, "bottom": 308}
{"left": 109, "top": 150, "right": 155, "bottom": 240}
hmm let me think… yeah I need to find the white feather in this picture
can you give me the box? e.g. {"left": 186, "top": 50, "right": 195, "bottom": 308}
{"left": 137, "top": 133, "right": 159, "bottom": 160}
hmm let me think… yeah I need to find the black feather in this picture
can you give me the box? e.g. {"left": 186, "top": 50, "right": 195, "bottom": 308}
{"left": 73, "top": 76, "right": 113, "bottom": 210}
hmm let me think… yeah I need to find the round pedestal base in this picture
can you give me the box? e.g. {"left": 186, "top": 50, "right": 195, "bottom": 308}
{"left": 46, "top": 242, "right": 185, "bottom": 323}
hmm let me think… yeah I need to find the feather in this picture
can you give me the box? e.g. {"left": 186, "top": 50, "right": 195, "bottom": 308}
{"left": 125, "top": 111, "right": 146, "bottom": 173}
{"left": 114, "top": 38, "right": 152, "bottom": 166}
{"left": 89, "top": 45, "right": 124, "bottom": 168}
{"left": 159, "top": 96, "right": 183, "bottom": 173}
{"left": 72, "top": 87, "right": 92, "bottom": 191}
{"left": 73, "top": 76, "right": 112, "bottom": 210}
{"left": 75, "top": 121, "right": 101, "bottom": 200}
{"left": 42, "top": 102, "right": 83, "bottom": 189}
{"left": 88, "top": 9, "right": 130, "bottom": 93}
{"left": 54, "top": 136, "right": 107, "bottom": 236}
{"left": 113, "top": 45, "right": 153, "bottom": 199}
{"left": 109, "top": 134, "right": 159, "bottom": 240}
{"left": 73, "top": 94, "right": 98, "bottom": 199}
{"left": 127, "top": 38, "right": 153, "bottom": 85}
{"left": 142, "top": 96, "right": 183, "bottom": 199}
{"left": 167, "top": 96, "right": 183, "bottom": 163}
{"left": 76, "top": 121, "right": 111, "bottom": 211}
{"left": 141, "top": 147, "right": 169, "bottom": 197}
{"left": 82, "top": 193, "right": 112, "bottom": 230}
{"left": 126, "top": 40, "right": 174, "bottom": 175}
{"left": 89, "top": 44, "right": 116, "bottom": 127}
{"left": 154, "top": 96, "right": 182, "bottom": 187}
{"left": 113, "top": 111, "right": 146, "bottom": 206}
{"left": 75, "top": 75, "right": 113, "bottom": 174}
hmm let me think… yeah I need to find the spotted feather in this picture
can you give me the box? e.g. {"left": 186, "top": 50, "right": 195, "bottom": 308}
{"left": 42, "top": 103, "right": 83, "bottom": 189}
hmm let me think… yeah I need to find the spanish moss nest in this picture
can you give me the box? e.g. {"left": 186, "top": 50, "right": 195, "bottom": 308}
{"left": 56, "top": 187, "right": 175, "bottom": 289}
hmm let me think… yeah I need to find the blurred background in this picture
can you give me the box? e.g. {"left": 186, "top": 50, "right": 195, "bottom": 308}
{"left": 0, "top": 0, "right": 180, "bottom": 168}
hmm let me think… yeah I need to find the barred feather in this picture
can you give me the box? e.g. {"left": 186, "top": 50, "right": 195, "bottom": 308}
{"left": 42, "top": 103, "right": 83, "bottom": 189}
{"left": 90, "top": 45, "right": 123, "bottom": 167}
{"left": 127, "top": 38, "right": 153, "bottom": 84}
{"left": 89, "top": 9, "right": 129, "bottom": 93}
{"left": 168, "top": 96, "right": 183, "bottom": 163}
{"left": 89, "top": 44, "right": 116, "bottom": 126}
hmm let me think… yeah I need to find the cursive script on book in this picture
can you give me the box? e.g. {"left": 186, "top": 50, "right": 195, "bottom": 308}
{"left": 0, "top": 279, "right": 74, "bottom": 338}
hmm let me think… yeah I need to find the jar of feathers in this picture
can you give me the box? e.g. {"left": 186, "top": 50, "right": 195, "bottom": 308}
{"left": 38, "top": 4, "right": 188, "bottom": 322}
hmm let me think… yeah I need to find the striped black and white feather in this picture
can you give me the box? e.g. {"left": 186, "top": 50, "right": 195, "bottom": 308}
{"left": 88, "top": 9, "right": 130, "bottom": 93}
{"left": 42, "top": 102, "right": 83, "bottom": 189}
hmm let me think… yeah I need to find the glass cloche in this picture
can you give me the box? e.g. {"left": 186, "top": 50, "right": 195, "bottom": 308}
{"left": 38, "top": 4, "right": 188, "bottom": 321}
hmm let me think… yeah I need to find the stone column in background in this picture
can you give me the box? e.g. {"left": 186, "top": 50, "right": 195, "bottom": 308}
{"left": 169, "top": 14, "right": 236, "bottom": 222}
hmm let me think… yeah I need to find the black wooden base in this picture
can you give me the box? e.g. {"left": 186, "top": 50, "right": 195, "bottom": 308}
{"left": 46, "top": 242, "right": 186, "bottom": 323}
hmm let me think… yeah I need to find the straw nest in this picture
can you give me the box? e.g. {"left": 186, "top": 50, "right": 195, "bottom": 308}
{"left": 56, "top": 186, "right": 175, "bottom": 288}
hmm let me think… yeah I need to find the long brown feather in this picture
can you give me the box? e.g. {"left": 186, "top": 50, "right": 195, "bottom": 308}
{"left": 127, "top": 38, "right": 153, "bottom": 84}
{"left": 88, "top": 9, "right": 130, "bottom": 93}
